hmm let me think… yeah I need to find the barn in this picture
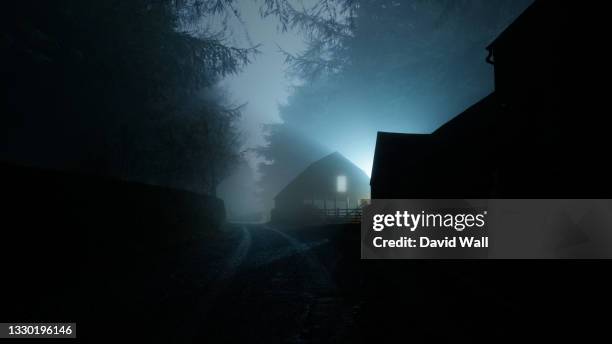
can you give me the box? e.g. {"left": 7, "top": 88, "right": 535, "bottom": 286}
{"left": 271, "top": 152, "right": 370, "bottom": 224}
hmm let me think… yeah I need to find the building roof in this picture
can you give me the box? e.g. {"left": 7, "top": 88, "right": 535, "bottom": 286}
{"left": 432, "top": 93, "right": 497, "bottom": 142}
{"left": 370, "top": 93, "right": 499, "bottom": 197}
{"left": 370, "top": 132, "right": 432, "bottom": 186}
{"left": 274, "top": 152, "right": 370, "bottom": 201}
{"left": 486, "top": 0, "right": 568, "bottom": 55}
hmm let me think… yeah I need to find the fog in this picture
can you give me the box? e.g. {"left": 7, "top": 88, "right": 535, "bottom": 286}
{"left": 1, "top": 0, "right": 534, "bottom": 222}
{"left": 218, "top": 0, "right": 533, "bottom": 220}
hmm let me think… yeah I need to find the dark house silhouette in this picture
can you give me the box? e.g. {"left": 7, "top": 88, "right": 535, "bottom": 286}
{"left": 371, "top": 0, "right": 610, "bottom": 199}
{"left": 371, "top": 132, "right": 433, "bottom": 198}
{"left": 272, "top": 152, "right": 370, "bottom": 223}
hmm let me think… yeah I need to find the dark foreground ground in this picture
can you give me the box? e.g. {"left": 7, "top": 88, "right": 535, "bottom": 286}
{"left": 78, "top": 223, "right": 610, "bottom": 343}
{"left": 5, "top": 220, "right": 612, "bottom": 343}
{"left": 2, "top": 163, "right": 611, "bottom": 343}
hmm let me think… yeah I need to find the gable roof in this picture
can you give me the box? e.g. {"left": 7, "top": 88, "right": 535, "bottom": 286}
{"left": 275, "top": 152, "right": 370, "bottom": 201}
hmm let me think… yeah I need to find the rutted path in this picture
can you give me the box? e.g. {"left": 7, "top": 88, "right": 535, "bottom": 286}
{"left": 171, "top": 225, "right": 252, "bottom": 342}
{"left": 187, "top": 224, "right": 360, "bottom": 343}
{"left": 263, "top": 225, "right": 336, "bottom": 293}
{"left": 95, "top": 222, "right": 533, "bottom": 343}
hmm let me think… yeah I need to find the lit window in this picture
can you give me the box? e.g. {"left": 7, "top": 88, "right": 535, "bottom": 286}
{"left": 337, "top": 175, "right": 347, "bottom": 193}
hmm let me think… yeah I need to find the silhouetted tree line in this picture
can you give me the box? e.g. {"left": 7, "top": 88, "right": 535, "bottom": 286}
{"left": 1, "top": 0, "right": 259, "bottom": 194}
{"left": 1, "top": 0, "right": 533, "bottom": 200}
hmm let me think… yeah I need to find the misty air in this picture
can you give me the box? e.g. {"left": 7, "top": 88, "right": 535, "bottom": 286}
{"left": 2, "top": 1, "right": 611, "bottom": 342}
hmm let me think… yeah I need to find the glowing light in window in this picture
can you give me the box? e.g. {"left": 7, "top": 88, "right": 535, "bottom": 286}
{"left": 337, "top": 175, "right": 347, "bottom": 193}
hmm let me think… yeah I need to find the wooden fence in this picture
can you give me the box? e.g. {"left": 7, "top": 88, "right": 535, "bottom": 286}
{"left": 318, "top": 207, "right": 363, "bottom": 224}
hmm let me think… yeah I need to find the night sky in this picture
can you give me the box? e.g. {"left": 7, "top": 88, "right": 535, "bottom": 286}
{"left": 0, "top": 0, "right": 535, "bottom": 219}
{"left": 218, "top": 0, "right": 533, "bottom": 218}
